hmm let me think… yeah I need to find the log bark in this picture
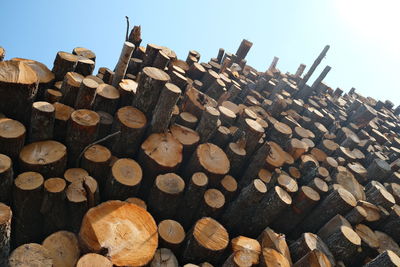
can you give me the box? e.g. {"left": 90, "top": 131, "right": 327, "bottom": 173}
{"left": 138, "top": 133, "right": 182, "bottom": 197}
{"left": 19, "top": 140, "right": 67, "bottom": 178}
{"left": 300, "top": 188, "right": 357, "bottom": 233}
{"left": 133, "top": 67, "right": 170, "bottom": 117}
{"left": 8, "top": 243, "right": 52, "bottom": 267}
{"left": 52, "top": 51, "right": 78, "bottom": 81}
{"left": 93, "top": 84, "right": 120, "bottom": 114}
{"left": 150, "top": 83, "right": 181, "bottom": 133}
{"left": 175, "top": 172, "right": 208, "bottom": 229}
{"left": 110, "top": 106, "right": 147, "bottom": 157}
{"left": 187, "top": 62, "right": 206, "bottom": 81}
{"left": 60, "top": 72, "right": 84, "bottom": 107}
{"left": 225, "top": 142, "right": 246, "bottom": 178}
{"left": 74, "top": 77, "right": 99, "bottom": 109}
{"left": 379, "top": 205, "right": 400, "bottom": 243}
{"left": 42, "top": 230, "right": 80, "bottom": 267}
{"left": 142, "top": 44, "right": 163, "bottom": 67}
{"left": 0, "top": 154, "right": 13, "bottom": 204}
{"left": 112, "top": 41, "right": 135, "bottom": 87}
{"left": 148, "top": 173, "right": 185, "bottom": 221}
{"left": 12, "top": 172, "right": 44, "bottom": 246}
{"left": 79, "top": 200, "right": 158, "bottom": 266}
{"left": 181, "top": 87, "right": 218, "bottom": 119}
{"left": 40, "top": 178, "right": 67, "bottom": 236}
{"left": 210, "top": 126, "right": 231, "bottom": 148}
{"left": 181, "top": 217, "right": 229, "bottom": 265}
{"left": 104, "top": 158, "right": 142, "bottom": 200}
{"left": 65, "top": 109, "right": 99, "bottom": 164}
{"left": 158, "top": 219, "right": 185, "bottom": 254}
{"left": 76, "top": 253, "right": 112, "bottom": 267}
{"left": 29, "top": 101, "right": 55, "bottom": 142}
{"left": 184, "top": 143, "right": 230, "bottom": 187}
{"left": 0, "top": 203, "right": 11, "bottom": 267}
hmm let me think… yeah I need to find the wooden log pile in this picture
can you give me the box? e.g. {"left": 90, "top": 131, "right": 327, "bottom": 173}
{"left": 1, "top": 27, "right": 400, "bottom": 266}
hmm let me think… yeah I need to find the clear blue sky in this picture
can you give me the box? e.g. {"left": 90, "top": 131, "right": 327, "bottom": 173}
{"left": 1, "top": 0, "right": 399, "bottom": 105}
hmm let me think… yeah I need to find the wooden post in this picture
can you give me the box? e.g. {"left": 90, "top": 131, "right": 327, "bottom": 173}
{"left": 29, "top": 101, "right": 55, "bottom": 142}
{"left": 297, "top": 45, "right": 330, "bottom": 89}
{"left": 181, "top": 217, "right": 229, "bottom": 264}
{"left": 112, "top": 41, "right": 135, "bottom": 87}
{"left": 0, "top": 203, "right": 11, "bottom": 266}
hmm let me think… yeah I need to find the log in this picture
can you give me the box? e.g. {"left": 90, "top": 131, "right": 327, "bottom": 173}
{"left": 196, "top": 188, "right": 225, "bottom": 219}
{"left": 148, "top": 173, "right": 185, "bottom": 221}
{"left": 300, "top": 188, "right": 357, "bottom": 233}
{"left": 81, "top": 144, "right": 111, "bottom": 192}
{"left": 66, "top": 109, "right": 99, "bottom": 164}
{"left": 240, "top": 141, "right": 270, "bottom": 188}
{"left": 170, "top": 124, "right": 199, "bottom": 162}
{"left": 365, "top": 183, "right": 395, "bottom": 210}
{"left": 138, "top": 133, "right": 182, "bottom": 196}
{"left": 110, "top": 106, "right": 147, "bottom": 157}
{"left": 322, "top": 225, "right": 361, "bottom": 264}
{"left": 125, "top": 197, "right": 147, "bottom": 209}
{"left": 196, "top": 107, "right": 220, "bottom": 143}
{"left": 293, "top": 249, "right": 332, "bottom": 267}
{"left": 44, "top": 89, "right": 62, "bottom": 103}
{"left": 259, "top": 248, "right": 291, "bottom": 267}
{"left": 272, "top": 186, "right": 320, "bottom": 234}
{"left": 221, "top": 179, "right": 267, "bottom": 235}
{"left": 205, "top": 79, "right": 226, "bottom": 100}
{"left": 345, "top": 206, "right": 368, "bottom": 225}
{"left": 52, "top": 51, "right": 78, "bottom": 81}
{"left": 133, "top": 67, "right": 170, "bottom": 116}
{"left": 175, "top": 172, "right": 208, "bottom": 229}
{"left": 158, "top": 219, "right": 185, "bottom": 254}
{"left": 170, "top": 71, "right": 188, "bottom": 91}
{"left": 117, "top": 79, "right": 137, "bottom": 107}
{"left": 218, "top": 175, "right": 238, "bottom": 203}
{"left": 0, "top": 61, "right": 38, "bottom": 123}
{"left": 66, "top": 181, "right": 88, "bottom": 233}
{"left": 222, "top": 250, "right": 254, "bottom": 267}
{"left": 366, "top": 158, "right": 392, "bottom": 182}
{"left": 79, "top": 200, "right": 158, "bottom": 266}
{"left": 8, "top": 243, "right": 52, "bottom": 267}
{"left": 181, "top": 217, "right": 229, "bottom": 264}
{"left": 353, "top": 224, "right": 379, "bottom": 265}
{"left": 187, "top": 62, "right": 206, "bottom": 81}
{"left": 176, "top": 112, "right": 198, "bottom": 129}
{"left": 19, "top": 140, "right": 67, "bottom": 178}
{"left": 267, "top": 121, "right": 292, "bottom": 148}
{"left": 289, "top": 232, "right": 335, "bottom": 266}
{"left": 375, "top": 230, "right": 400, "bottom": 256}
{"left": 60, "top": 72, "right": 84, "bottom": 107}
{"left": 257, "top": 227, "right": 291, "bottom": 265}
{"left": 42, "top": 230, "right": 80, "bottom": 267}
{"left": 0, "top": 202, "right": 11, "bottom": 266}
{"left": 29, "top": 101, "right": 55, "bottom": 142}
{"left": 184, "top": 143, "right": 230, "bottom": 187}
{"left": 379, "top": 205, "right": 400, "bottom": 243}
{"left": 201, "top": 69, "right": 220, "bottom": 91}
{"left": 248, "top": 186, "right": 292, "bottom": 237}
{"left": 236, "top": 118, "right": 264, "bottom": 157}
{"left": 142, "top": 44, "right": 162, "bottom": 67}
{"left": 92, "top": 84, "right": 120, "bottom": 114}
{"left": 64, "top": 168, "right": 88, "bottom": 183}
{"left": 150, "top": 248, "right": 179, "bottom": 267}
{"left": 153, "top": 50, "right": 170, "bottom": 69}
{"left": 75, "top": 58, "right": 95, "bottom": 77}
{"left": 95, "top": 111, "right": 113, "bottom": 137}
{"left": 112, "top": 41, "right": 135, "bottom": 87}
{"left": 40, "top": 178, "right": 67, "bottom": 236}
{"left": 225, "top": 142, "right": 246, "bottom": 178}
{"left": 181, "top": 87, "right": 218, "bottom": 119}
{"left": 364, "top": 250, "right": 400, "bottom": 267}
{"left": 104, "top": 158, "right": 142, "bottom": 200}
{"left": 150, "top": 83, "right": 181, "bottom": 133}
{"left": 12, "top": 172, "right": 44, "bottom": 246}
{"left": 348, "top": 104, "right": 377, "bottom": 127}
{"left": 0, "top": 47, "right": 4, "bottom": 61}
{"left": 76, "top": 253, "right": 112, "bottom": 267}
{"left": 53, "top": 102, "right": 74, "bottom": 143}
{"left": 307, "top": 177, "right": 329, "bottom": 197}
{"left": 0, "top": 154, "right": 13, "bottom": 204}
{"left": 74, "top": 77, "right": 99, "bottom": 109}
{"left": 211, "top": 126, "right": 231, "bottom": 148}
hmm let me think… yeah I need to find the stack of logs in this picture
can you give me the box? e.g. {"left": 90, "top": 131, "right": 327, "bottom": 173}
{"left": 0, "top": 34, "right": 400, "bottom": 267}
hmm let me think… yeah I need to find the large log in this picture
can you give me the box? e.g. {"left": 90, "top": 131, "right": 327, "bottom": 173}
{"left": 79, "top": 200, "right": 158, "bottom": 266}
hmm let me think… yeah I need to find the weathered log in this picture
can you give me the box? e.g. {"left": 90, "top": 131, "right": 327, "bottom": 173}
{"left": 76, "top": 253, "right": 112, "bottom": 267}
{"left": 79, "top": 201, "right": 158, "bottom": 266}
{"left": 138, "top": 133, "right": 182, "bottom": 197}
{"left": 158, "top": 219, "right": 185, "bottom": 254}
{"left": 8, "top": 243, "right": 52, "bottom": 267}
{"left": 150, "top": 83, "right": 181, "bottom": 133}
{"left": 110, "top": 106, "right": 146, "bottom": 157}
{"left": 74, "top": 77, "right": 99, "bottom": 109}
{"left": 148, "top": 173, "right": 185, "bottom": 221}
{"left": 181, "top": 217, "right": 229, "bottom": 264}
{"left": 300, "top": 188, "right": 357, "bottom": 233}
{"left": 40, "top": 178, "right": 67, "bottom": 236}
{"left": 112, "top": 41, "right": 135, "bottom": 87}
{"left": 133, "top": 67, "right": 170, "bottom": 116}
{"left": 0, "top": 202, "right": 11, "bottom": 266}
{"left": 104, "top": 158, "right": 142, "bottom": 200}
{"left": 184, "top": 143, "right": 230, "bottom": 187}
{"left": 12, "top": 172, "right": 44, "bottom": 246}
{"left": 175, "top": 172, "right": 208, "bottom": 229}
{"left": 19, "top": 140, "right": 67, "bottom": 178}
{"left": 93, "top": 84, "right": 120, "bottom": 114}
{"left": 42, "top": 230, "right": 80, "bottom": 267}
{"left": 66, "top": 109, "right": 99, "bottom": 164}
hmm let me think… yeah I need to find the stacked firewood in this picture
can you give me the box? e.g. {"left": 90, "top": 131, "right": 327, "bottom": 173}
{"left": 0, "top": 32, "right": 400, "bottom": 267}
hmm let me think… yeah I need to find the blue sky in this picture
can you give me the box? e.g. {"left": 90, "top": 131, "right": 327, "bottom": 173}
{"left": 1, "top": 0, "right": 399, "bottom": 105}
